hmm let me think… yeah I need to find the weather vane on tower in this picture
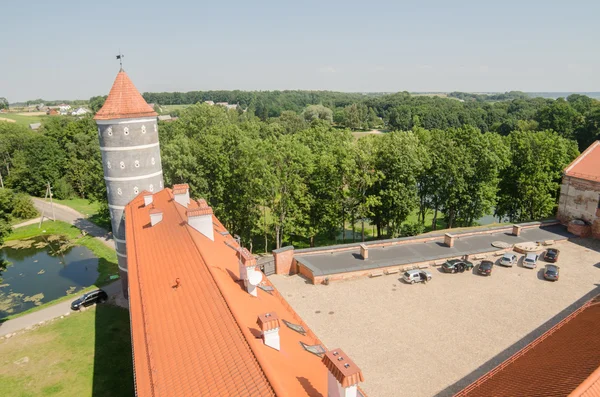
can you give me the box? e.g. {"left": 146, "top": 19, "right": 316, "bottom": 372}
{"left": 116, "top": 50, "right": 124, "bottom": 70}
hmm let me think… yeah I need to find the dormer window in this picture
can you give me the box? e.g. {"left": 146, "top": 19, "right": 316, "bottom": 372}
{"left": 282, "top": 319, "right": 306, "bottom": 335}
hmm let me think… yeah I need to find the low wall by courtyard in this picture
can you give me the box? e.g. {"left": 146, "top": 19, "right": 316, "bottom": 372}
{"left": 273, "top": 220, "right": 563, "bottom": 284}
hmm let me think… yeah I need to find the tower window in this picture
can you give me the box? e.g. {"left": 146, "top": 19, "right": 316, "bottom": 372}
{"left": 149, "top": 184, "right": 154, "bottom": 192}
{"left": 151, "top": 157, "right": 155, "bottom": 165}
{"left": 154, "top": 124, "right": 157, "bottom": 132}
{"left": 141, "top": 125, "right": 146, "bottom": 134}
{"left": 134, "top": 160, "right": 140, "bottom": 168}
{"left": 120, "top": 161, "right": 125, "bottom": 169}
{"left": 107, "top": 126, "right": 113, "bottom": 136}
{"left": 124, "top": 127, "right": 129, "bottom": 135}
{"left": 107, "top": 161, "right": 111, "bottom": 169}
{"left": 117, "top": 188, "right": 122, "bottom": 196}
{"left": 133, "top": 186, "right": 139, "bottom": 194}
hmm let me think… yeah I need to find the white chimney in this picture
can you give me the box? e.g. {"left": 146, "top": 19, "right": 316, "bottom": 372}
{"left": 143, "top": 193, "right": 153, "bottom": 207}
{"left": 238, "top": 248, "right": 262, "bottom": 296}
{"left": 187, "top": 207, "right": 214, "bottom": 241}
{"left": 149, "top": 209, "right": 163, "bottom": 226}
{"left": 257, "top": 312, "right": 280, "bottom": 351}
{"left": 173, "top": 183, "right": 190, "bottom": 207}
{"left": 322, "top": 349, "right": 364, "bottom": 397}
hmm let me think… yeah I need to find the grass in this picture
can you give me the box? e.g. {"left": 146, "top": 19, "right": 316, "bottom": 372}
{"left": 0, "top": 305, "right": 134, "bottom": 397}
{"left": 0, "top": 113, "right": 47, "bottom": 127}
{"left": 51, "top": 198, "right": 100, "bottom": 218}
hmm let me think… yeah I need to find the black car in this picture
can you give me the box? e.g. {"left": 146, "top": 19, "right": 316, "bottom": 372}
{"left": 442, "top": 259, "right": 474, "bottom": 273}
{"left": 477, "top": 260, "right": 494, "bottom": 276}
{"left": 544, "top": 248, "right": 560, "bottom": 263}
{"left": 71, "top": 289, "right": 108, "bottom": 310}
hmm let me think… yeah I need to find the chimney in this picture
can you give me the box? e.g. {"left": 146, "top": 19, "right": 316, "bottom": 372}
{"left": 144, "top": 193, "right": 153, "bottom": 207}
{"left": 322, "top": 349, "right": 364, "bottom": 397}
{"left": 187, "top": 207, "right": 214, "bottom": 241}
{"left": 238, "top": 247, "right": 262, "bottom": 296}
{"left": 256, "top": 312, "right": 280, "bottom": 351}
{"left": 173, "top": 183, "right": 190, "bottom": 207}
{"left": 149, "top": 208, "right": 163, "bottom": 226}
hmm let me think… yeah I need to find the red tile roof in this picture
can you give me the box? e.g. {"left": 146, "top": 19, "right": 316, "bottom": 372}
{"left": 186, "top": 206, "right": 213, "bottom": 217}
{"left": 455, "top": 295, "right": 600, "bottom": 397}
{"left": 126, "top": 188, "right": 363, "bottom": 397}
{"left": 94, "top": 71, "right": 157, "bottom": 120}
{"left": 565, "top": 141, "right": 600, "bottom": 181}
{"left": 257, "top": 313, "right": 281, "bottom": 332}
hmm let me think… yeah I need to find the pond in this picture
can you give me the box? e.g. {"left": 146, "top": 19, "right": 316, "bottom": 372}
{"left": 0, "top": 235, "right": 99, "bottom": 318}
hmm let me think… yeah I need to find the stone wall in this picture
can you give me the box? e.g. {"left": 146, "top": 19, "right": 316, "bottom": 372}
{"left": 557, "top": 175, "right": 600, "bottom": 225}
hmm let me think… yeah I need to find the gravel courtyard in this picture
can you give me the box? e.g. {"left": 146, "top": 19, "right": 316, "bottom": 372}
{"left": 269, "top": 238, "right": 600, "bottom": 397}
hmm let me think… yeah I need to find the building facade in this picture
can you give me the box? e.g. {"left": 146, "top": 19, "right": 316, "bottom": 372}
{"left": 557, "top": 141, "right": 600, "bottom": 239}
{"left": 94, "top": 70, "right": 164, "bottom": 297}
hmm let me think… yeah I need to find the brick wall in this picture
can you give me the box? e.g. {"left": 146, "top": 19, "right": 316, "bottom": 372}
{"left": 273, "top": 247, "right": 296, "bottom": 275}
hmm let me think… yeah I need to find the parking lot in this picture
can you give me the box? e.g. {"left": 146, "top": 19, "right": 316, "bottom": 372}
{"left": 269, "top": 238, "right": 600, "bottom": 397}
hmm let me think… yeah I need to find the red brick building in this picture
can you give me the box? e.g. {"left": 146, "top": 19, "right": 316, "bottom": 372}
{"left": 557, "top": 141, "right": 600, "bottom": 239}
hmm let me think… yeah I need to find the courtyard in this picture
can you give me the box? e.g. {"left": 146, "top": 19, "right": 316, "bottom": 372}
{"left": 270, "top": 238, "right": 600, "bottom": 397}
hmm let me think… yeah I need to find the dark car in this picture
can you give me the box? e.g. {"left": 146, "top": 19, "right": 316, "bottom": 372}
{"left": 71, "top": 289, "right": 108, "bottom": 310}
{"left": 477, "top": 260, "right": 494, "bottom": 276}
{"left": 442, "top": 259, "right": 474, "bottom": 273}
{"left": 543, "top": 264, "right": 560, "bottom": 281}
{"left": 544, "top": 248, "right": 560, "bottom": 263}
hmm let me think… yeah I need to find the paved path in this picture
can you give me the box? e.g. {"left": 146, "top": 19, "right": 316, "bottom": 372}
{"left": 0, "top": 198, "right": 124, "bottom": 337}
{"left": 0, "top": 282, "right": 122, "bottom": 337}
{"left": 32, "top": 198, "right": 115, "bottom": 250}
{"left": 13, "top": 217, "right": 42, "bottom": 228}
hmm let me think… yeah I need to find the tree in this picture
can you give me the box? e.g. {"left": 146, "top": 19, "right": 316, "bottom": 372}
{"left": 496, "top": 130, "right": 579, "bottom": 222}
{"left": 0, "top": 97, "right": 8, "bottom": 110}
{"left": 535, "top": 98, "right": 583, "bottom": 139}
{"left": 302, "top": 105, "right": 333, "bottom": 124}
{"left": 89, "top": 96, "right": 107, "bottom": 113}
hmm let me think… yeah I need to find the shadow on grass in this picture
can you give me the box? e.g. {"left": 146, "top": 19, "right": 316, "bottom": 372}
{"left": 92, "top": 303, "right": 134, "bottom": 397}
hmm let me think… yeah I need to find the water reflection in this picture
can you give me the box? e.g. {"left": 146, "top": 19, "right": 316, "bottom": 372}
{"left": 0, "top": 236, "right": 99, "bottom": 318}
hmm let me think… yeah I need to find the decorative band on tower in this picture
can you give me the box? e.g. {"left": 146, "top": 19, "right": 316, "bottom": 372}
{"left": 94, "top": 70, "right": 164, "bottom": 298}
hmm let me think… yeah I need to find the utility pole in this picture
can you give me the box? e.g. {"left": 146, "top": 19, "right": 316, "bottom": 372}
{"left": 38, "top": 182, "right": 56, "bottom": 228}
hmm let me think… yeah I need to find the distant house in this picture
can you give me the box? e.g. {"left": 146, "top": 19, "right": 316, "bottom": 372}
{"left": 215, "top": 102, "right": 239, "bottom": 111}
{"left": 215, "top": 102, "right": 229, "bottom": 106}
{"left": 204, "top": 100, "right": 215, "bottom": 106}
{"left": 71, "top": 107, "right": 90, "bottom": 116}
{"left": 59, "top": 104, "right": 71, "bottom": 112}
{"left": 46, "top": 109, "right": 58, "bottom": 116}
{"left": 29, "top": 123, "right": 41, "bottom": 130}
{"left": 157, "top": 115, "right": 172, "bottom": 121}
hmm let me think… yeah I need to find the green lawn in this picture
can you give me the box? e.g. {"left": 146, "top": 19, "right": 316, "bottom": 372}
{"left": 0, "top": 113, "right": 46, "bottom": 127}
{"left": 0, "top": 305, "right": 134, "bottom": 397}
{"left": 51, "top": 198, "right": 101, "bottom": 218}
{"left": 161, "top": 104, "right": 191, "bottom": 111}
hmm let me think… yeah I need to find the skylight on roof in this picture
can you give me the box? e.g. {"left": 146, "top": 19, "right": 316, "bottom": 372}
{"left": 257, "top": 284, "right": 274, "bottom": 295}
{"left": 283, "top": 319, "right": 306, "bottom": 335}
{"left": 299, "top": 341, "right": 326, "bottom": 357}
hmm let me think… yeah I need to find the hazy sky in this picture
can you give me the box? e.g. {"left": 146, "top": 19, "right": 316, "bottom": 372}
{"left": 1, "top": 0, "right": 599, "bottom": 101}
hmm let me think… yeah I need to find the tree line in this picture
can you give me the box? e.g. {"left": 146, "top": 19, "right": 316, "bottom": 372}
{"left": 0, "top": 91, "right": 597, "bottom": 252}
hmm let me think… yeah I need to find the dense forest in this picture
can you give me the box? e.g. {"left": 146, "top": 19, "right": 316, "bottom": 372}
{"left": 0, "top": 91, "right": 598, "bottom": 251}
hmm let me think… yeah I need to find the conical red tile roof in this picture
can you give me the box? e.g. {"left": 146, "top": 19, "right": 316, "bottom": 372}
{"left": 94, "top": 70, "right": 157, "bottom": 120}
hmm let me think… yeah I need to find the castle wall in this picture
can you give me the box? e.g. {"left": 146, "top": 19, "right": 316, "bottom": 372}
{"left": 557, "top": 175, "right": 600, "bottom": 225}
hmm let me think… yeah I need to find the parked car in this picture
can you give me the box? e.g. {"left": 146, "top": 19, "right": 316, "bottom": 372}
{"left": 499, "top": 253, "right": 517, "bottom": 267}
{"left": 71, "top": 289, "right": 108, "bottom": 310}
{"left": 477, "top": 260, "right": 494, "bottom": 276}
{"left": 543, "top": 264, "right": 560, "bottom": 281}
{"left": 522, "top": 253, "right": 539, "bottom": 269}
{"left": 544, "top": 248, "right": 560, "bottom": 263}
{"left": 442, "top": 259, "right": 474, "bottom": 273}
{"left": 403, "top": 269, "right": 432, "bottom": 284}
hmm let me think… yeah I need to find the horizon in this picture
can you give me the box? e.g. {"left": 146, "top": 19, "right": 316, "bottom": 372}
{"left": 2, "top": 0, "right": 599, "bottom": 102}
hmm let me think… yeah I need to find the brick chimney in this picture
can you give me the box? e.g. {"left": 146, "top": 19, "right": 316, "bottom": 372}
{"left": 149, "top": 208, "right": 163, "bottom": 226}
{"left": 322, "top": 349, "right": 364, "bottom": 397}
{"left": 187, "top": 207, "right": 214, "bottom": 241}
{"left": 143, "top": 193, "right": 153, "bottom": 207}
{"left": 238, "top": 247, "right": 262, "bottom": 296}
{"left": 173, "top": 183, "right": 190, "bottom": 207}
{"left": 257, "top": 312, "right": 280, "bottom": 351}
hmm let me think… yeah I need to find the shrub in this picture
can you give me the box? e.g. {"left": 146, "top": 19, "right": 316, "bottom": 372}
{"left": 53, "top": 177, "right": 75, "bottom": 200}
{"left": 401, "top": 222, "right": 425, "bottom": 237}
{"left": 0, "top": 188, "right": 15, "bottom": 216}
{"left": 12, "top": 193, "right": 39, "bottom": 219}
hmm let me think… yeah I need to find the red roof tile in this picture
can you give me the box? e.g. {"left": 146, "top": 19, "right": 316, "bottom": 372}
{"left": 257, "top": 313, "right": 281, "bottom": 332}
{"left": 94, "top": 71, "right": 157, "bottom": 120}
{"left": 126, "top": 188, "right": 364, "bottom": 397}
{"left": 455, "top": 295, "right": 600, "bottom": 397}
{"left": 565, "top": 141, "right": 600, "bottom": 181}
{"left": 187, "top": 207, "right": 213, "bottom": 217}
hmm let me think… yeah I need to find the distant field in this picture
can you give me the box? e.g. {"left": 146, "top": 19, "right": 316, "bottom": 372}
{"left": 0, "top": 113, "right": 46, "bottom": 126}
{"left": 161, "top": 104, "right": 191, "bottom": 112}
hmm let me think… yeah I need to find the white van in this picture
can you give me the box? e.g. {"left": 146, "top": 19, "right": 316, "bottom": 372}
{"left": 403, "top": 269, "right": 432, "bottom": 284}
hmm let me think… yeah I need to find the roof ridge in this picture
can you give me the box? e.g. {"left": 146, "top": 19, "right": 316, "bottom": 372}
{"left": 173, "top": 194, "right": 281, "bottom": 395}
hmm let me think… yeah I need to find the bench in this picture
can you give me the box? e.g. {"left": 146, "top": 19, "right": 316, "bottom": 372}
{"left": 384, "top": 268, "right": 399, "bottom": 275}
{"left": 493, "top": 251, "right": 505, "bottom": 257}
{"left": 472, "top": 254, "right": 486, "bottom": 261}
{"left": 542, "top": 240, "right": 554, "bottom": 246}
{"left": 369, "top": 271, "right": 383, "bottom": 278}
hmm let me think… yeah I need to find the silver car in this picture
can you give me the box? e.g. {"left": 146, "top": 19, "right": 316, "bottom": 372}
{"left": 499, "top": 253, "right": 517, "bottom": 267}
{"left": 523, "top": 253, "right": 539, "bottom": 269}
{"left": 403, "top": 269, "right": 432, "bottom": 284}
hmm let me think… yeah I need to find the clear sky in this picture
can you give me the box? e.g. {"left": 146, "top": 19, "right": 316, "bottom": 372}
{"left": 1, "top": 0, "right": 599, "bottom": 101}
